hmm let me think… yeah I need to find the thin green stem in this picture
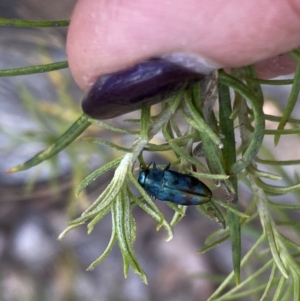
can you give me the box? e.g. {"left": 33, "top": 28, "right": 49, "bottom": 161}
{"left": 0, "top": 61, "right": 68, "bottom": 77}
{"left": 0, "top": 18, "right": 69, "bottom": 27}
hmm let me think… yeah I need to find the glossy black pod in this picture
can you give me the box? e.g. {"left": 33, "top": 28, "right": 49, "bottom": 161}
{"left": 81, "top": 57, "right": 205, "bottom": 119}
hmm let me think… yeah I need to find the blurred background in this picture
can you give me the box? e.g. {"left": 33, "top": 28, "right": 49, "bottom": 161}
{"left": 1, "top": 1, "right": 300, "bottom": 301}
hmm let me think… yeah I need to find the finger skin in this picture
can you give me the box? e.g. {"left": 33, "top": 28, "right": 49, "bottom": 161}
{"left": 67, "top": 0, "right": 300, "bottom": 90}
{"left": 255, "top": 54, "right": 297, "bottom": 78}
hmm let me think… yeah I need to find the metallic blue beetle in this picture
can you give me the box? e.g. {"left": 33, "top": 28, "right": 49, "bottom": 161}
{"left": 138, "top": 163, "right": 212, "bottom": 205}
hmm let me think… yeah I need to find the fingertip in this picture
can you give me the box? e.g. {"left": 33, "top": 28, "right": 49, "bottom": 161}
{"left": 255, "top": 55, "right": 297, "bottom": 79}
{"left": 67, "top": 0, "right": 224, "bottom": 90}
{"left": 67, "top": 0, "right": 300, "bottom": 90}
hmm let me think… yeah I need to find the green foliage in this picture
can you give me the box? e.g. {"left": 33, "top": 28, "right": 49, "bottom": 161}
{"left": 3, "top": 18, "right": 300, "bottom": 299}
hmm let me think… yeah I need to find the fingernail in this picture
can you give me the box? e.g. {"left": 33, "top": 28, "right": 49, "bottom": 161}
{"left": 161, "top": 52, "right": 222, "bottom": 74}
{"left": 82, "top": 56, "right": 214, "bottom": 119}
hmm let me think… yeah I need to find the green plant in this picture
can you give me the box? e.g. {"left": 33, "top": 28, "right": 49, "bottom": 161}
{"left": 3, "top": 17, "right": 300, "bottom": 301}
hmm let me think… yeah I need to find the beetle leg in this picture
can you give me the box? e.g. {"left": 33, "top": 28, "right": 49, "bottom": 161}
{"left": 164, "top": 163, "right": 171, "bottom": 170}
{"left": 147, "top": 162, "right": 154, "bottom": 169}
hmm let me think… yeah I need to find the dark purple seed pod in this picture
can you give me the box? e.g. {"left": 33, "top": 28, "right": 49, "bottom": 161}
{"left": 81, "top": 57, "right": 206, "bottom": 119}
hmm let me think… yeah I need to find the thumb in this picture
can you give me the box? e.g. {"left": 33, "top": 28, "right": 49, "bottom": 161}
{"left": 67, "top": 0, "right": 300, "bottom": 90}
